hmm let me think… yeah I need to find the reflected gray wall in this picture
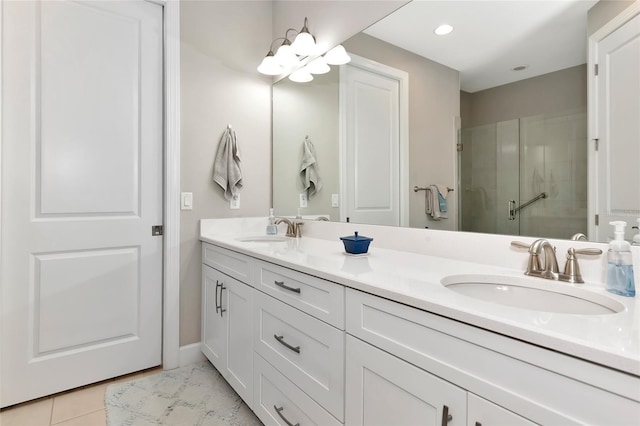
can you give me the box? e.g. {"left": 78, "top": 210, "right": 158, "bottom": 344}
{"left": 588, "top": 0, "right": 636, "bottom": 34}
{"left": 273, "top": 71, "right": 340, "bottom": 218}
{"left": 461, "top": 64, "right": 587, "bottom": 128}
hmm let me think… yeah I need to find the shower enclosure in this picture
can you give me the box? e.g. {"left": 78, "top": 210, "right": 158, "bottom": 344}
{"left": 460, "top": 108, "right": 587, "bottom": 239}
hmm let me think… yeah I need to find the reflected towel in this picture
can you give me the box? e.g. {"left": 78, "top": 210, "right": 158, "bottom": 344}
{"left": 299, "top": 138, "right": 323, "bottom": 198}
{"left": 213, "top": 127, "right": 242, "bottom": 200}
{"left": 425, "top": 185, "right": 448, "bottom": 220}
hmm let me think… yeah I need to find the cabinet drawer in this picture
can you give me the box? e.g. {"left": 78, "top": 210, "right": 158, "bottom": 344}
{"left": 254, "top": 259, "right": 344, "bottom": 328}
{"left": 254, "top": 354, "right": 342, "bottom": 426}
{"left": 202, "top": 243, "right": 253, "bottom": 284}
{"left": 254, "top": 290, "right": 345, "bottom": 421}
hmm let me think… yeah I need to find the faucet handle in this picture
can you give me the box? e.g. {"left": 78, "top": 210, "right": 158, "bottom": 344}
{"left": 294, "top": 222, "right": 304, "bottom": 238}
{"left": 510, "top": 241, "right": 531, "bottom": 249}
{"left": 560, "top": 247, "right": 603, "bottom": 284}
{"left": 574, "top": 248, "right": 603, "bottom": 256}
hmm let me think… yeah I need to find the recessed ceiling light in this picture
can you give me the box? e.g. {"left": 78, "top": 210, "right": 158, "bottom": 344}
{"left": 512, "top": 65, "right": 529, "bottom": 71}
{"left": 434, "top": 24, "right": 454, "bottom": 36}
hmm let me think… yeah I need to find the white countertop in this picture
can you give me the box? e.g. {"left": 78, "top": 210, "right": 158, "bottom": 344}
{"left": 200, "top": 218, "right": 640, "bottom": 377}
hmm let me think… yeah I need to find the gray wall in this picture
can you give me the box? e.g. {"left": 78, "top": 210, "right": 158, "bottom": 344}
{"left": 180, "top": 1, "right": 273, "bottom": 346}
{"left": 461, "top": 64, "right": 587, "bottom": 129}
{"left": 179, "top": 1, "right": 409, "bottom": 347}
{"left": 343, "top": 33, "right": 460, "bottom": 231}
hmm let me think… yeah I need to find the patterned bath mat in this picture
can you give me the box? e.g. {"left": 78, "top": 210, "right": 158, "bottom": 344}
{"left": 105, "top": 361, "right": 262, "bottom": 426}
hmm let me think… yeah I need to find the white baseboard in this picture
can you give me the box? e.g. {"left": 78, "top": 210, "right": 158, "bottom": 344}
{"left": 178, "top": 342, "right": 206, "bottom": 367}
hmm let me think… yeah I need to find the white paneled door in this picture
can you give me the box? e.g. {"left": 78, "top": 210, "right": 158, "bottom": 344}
{"left": 342, "top": 62, "right": 403, "bottom": 226}
{"left": 594, "top": 12, "right": 640, "bottom": 241}
{"left": 1, "top": 0, "right": 163, "bottom": 407}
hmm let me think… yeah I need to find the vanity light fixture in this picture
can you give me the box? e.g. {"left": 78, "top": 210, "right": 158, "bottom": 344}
{"left": 258, "top": 17, "right": 317, "bottom": 75}
{"left": 289, "top": 67, "right": 313, "bottom": 83}
{"left": 290, "top": 17, "right": 316, "bottom": 56}
{"left": 257, "top": 39, "right": 285, "bottom": 75}
{"left": 434, "top": 24, "right": 454, "bottom": 35}
{"left": 323, "top": 44, "right": 351, "bottom": 65}
{"left": 257, "top": 17, "right": 351, "bottom": 80}
{"left": 305, "top": 56, "right": 331, "bottom": 74}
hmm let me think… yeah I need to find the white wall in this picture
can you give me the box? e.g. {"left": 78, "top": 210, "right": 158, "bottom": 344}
{"left": 180, "top": 0, "right": 273, "bottom": 345}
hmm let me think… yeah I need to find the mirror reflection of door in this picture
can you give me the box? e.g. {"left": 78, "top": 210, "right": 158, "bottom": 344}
{"left": 593, "top": 11, "right": 640, "bottom": 241}
{"left": 340, "top": 56, "right": 409, "bottom": 226}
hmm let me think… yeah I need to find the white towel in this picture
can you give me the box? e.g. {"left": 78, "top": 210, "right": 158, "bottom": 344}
{"left": 213, "top": 127, "right": 242, "bottom": 200}
{"left": 425, "top": 185, "right": 448, "bottom": 220}
{"left": 299, "top": 137, "right": 323, "bottom": 198}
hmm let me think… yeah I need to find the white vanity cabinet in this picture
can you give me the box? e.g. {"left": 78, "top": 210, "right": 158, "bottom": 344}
{"left": 252, "top": 260, "right": 346, "bottom": 426}
{"left": 345, "top": 288, "right": 639, "bottom": 426}
{"left": 201, "top": 244, "right": 254, "bottom": 407}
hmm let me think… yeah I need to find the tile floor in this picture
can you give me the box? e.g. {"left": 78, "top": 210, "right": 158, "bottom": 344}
{"left": 0, "top": 367, "right": 162, "bottom": 426}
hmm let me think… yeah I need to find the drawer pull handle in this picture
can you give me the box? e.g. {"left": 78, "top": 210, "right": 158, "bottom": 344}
{"left": 274, "top": 280, "right": 301, "bottom": 294}
{"left": 274, "top": 334, "right": 300, "bottom": 354}
{"left": 215, "top": 280, "right": 226, "bottom": 317}
{"left": 441, "top": 405, "right": 452, "bottom": 426}
{"left": 274, "top": 405, "right": 299, "bottom": 426}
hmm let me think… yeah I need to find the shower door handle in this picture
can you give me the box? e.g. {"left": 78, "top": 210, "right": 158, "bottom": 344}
{"left": 508, "top": 200, "right": 516, "bottom": 220}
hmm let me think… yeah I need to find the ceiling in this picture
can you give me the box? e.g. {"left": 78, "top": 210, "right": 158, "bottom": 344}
{"left": 363, "top": 0, "right": 598, "bottom": 92}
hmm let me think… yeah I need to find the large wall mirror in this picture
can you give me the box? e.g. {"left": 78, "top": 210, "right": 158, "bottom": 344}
{"left": 272, "top": 0, "right": 638, "bottom": 242}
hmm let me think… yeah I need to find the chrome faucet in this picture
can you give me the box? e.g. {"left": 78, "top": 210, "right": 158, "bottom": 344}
{"left": 570, "top": 233, "right": 587, "bottom": 241}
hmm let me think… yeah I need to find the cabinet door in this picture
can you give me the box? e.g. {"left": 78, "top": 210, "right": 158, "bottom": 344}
{"left": 346, "top": 335, "right": 466, "bottom": 426}
{"left": 224, "top": 276, "right": 254, "bottom": 407}
{"left": 202, "top": 265, "right": 227, "bottom": 371}
{"left": 468, "top": 394, "right": 536, "bottom": 426}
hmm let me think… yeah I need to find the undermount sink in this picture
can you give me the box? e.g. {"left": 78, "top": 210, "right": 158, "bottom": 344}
{"left": 441, "top": 274, "right": 625, "bottom": 315}
{"left": 236, "top": 235, "right": 288, "bottom": 243}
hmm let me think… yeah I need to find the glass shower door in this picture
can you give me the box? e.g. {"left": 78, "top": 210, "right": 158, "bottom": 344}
{"left": 460, "top": 108, "right": 587, "bottom": 239}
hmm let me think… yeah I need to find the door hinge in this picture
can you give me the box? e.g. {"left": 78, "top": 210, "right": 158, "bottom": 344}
{"left": 152, "top": 225, "right": 164, "bottom": 236}
{"left": 594, "top": 138, "right": 599, "bottom": 151}
{"left": 594, "top": 63, "right": 599, "bottom": 76}
{"left": 457, "top": 143, "right": 463, "bottom": 152}
{"left": 595, "top": 214, "right": 599, "bottom": 226}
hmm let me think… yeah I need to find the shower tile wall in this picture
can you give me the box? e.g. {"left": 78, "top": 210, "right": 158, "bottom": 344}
{"left": 519, "top": 109, "right": 588, "bottom": 239}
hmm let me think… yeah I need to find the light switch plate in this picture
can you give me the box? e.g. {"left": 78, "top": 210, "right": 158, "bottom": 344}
{"left": 331, "top": 193, "right": 339, "bottom": 207}
{"left": 181, "top": 192, "right": 193, "bottom": 210}
{"left": 230, "top": 194, "right": 240, "bottom": 209}
{"left": 299, "top": 193, "right": 308, "bottom": 208}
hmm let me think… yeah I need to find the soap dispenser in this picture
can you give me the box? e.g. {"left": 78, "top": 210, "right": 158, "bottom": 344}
{"left": 266, "top": 208, "right": 277, "bottom": 235}
{"left": 606, "top": 221, "right": 635, "bottom": 297}
{"left": 633, "top": 218, "right": 640, "bottom": 246}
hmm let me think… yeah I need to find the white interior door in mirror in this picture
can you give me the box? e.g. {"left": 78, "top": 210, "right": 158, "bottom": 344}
{"left": 342, "top": 61, "right": 407, "bottom": 226}
{"left": 594, "top": 12, "right": 640, "bottom": 241}
{"left": 1, "top": 0, "right": 163, "bottom": 407}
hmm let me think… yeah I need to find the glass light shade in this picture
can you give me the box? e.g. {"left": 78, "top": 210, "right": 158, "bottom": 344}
{"left": 274, "top": 43, "right": 298, "bottom": 67}
{"left": 305, "top": 57, "right": 330, "bottom": 74}
{"left": 324, "top": 45, "right": 351, "bottom": 65}
{"left": 289, "top": 68, "right": 313, "bottom": 83}
{"left": 257, "top": 52, "right": 283, "bottom": 75}
{"left": 291, "top": 32, "right": 316, "bottom": 56}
